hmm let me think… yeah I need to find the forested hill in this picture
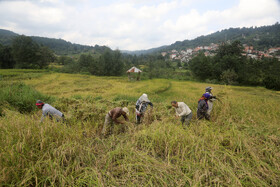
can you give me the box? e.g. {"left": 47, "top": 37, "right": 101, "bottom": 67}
{"left": 127, "top": 23, "right": 280, "bottom": 55}
{"left": 0, "top": 29, "right": 110, "bottom": 55}
{"left": 1, "top": 23, "right": 279, "bottom": 55}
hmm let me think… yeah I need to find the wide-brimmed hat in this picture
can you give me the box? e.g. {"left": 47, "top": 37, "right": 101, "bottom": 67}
{"left": 122, "top": 107, "right": 129, "bottom": 116}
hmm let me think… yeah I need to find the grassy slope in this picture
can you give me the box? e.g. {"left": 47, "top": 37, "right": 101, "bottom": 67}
{"left": 0, "top": 70, "right": 280, "bottom": 186}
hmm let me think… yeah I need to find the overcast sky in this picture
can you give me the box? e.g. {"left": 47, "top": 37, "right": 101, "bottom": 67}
{"left": 0, "top": 0, "right": 279, "bottom": 50}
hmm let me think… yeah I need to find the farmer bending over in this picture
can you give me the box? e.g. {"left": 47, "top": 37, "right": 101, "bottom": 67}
{"left": 36, "top": 100, "right": 65, "bottom": 123}
{"left": 102, "top": 107, "right": 129, "bottom": 136}
{"left": 135, "top": 93, "right": 153, "bottom": 124}
{"left": 197, "top": 93, "right": 211, "bottom": 120}
{"left": 171, "top": 101, "right": 193, "bottom": 126}
{"left": 205, "top": 86, "right": 217, "bottom": 118}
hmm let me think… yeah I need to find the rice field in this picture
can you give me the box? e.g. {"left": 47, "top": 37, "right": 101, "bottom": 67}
{"left": 0, "top": 70, "right": 280, "bottom": 186}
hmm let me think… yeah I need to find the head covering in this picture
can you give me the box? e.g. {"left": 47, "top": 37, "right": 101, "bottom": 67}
{"left": 203, "top": 93, "right": 211, "bottom": 99}
{"left": 139, "top": 93, "right": 150, "bottom": 103}
{"left": 36, "top": 100, "right": 44, "bottom": 106}
{"left": 122, "top": 107, "right": 129, "bottom": 116}
{"left": 205, "top": 86, "right": 213, "bottom": 92}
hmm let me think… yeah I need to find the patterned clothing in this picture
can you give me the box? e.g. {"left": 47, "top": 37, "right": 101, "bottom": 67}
{"left": 197, "top": 100, "right": 210, "bottom": 120}
{"left": 41, "top": 104, "right": 64, "bottom": 122}
{"left": 135, "top": 94, "right": 153, "bottom": 124}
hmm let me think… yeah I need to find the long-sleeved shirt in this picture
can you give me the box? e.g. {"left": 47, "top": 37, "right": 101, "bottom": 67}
{"left": 108, "top": 107, "right": 129, "bottom": 124}
{"left": 41, "top": 104, "right": 63, "bottom": 122}
{"left": 174, "top": 102, "right": 192, "bottom": 117}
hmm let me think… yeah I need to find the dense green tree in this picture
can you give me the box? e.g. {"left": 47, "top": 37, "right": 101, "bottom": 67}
{"left": 12, "top": 35, "right": 38, "bottom": 68}
{"left": 79, "top": 54, "right": 92, "bottom": 68}
{"left": 216, "top": 41, "right": 243, "bottom": 58}
{"left": 101, "top": 49, "right": 113, "bottom": 76}
{"left": 12, "top": 35, "right": 53, "bottom": 69}
{"left": 36, "top": 46, "right": 55, "bottom": 68}
{"left": 0, "top": 44, "right": 15, "bottom": 68}
{"left": 57, "top": 56, "right": 74, "bottom": 65}
{"left": 112, "top": 50, "right": 124, "bottom": 76}
{"left": 263, "top": 58, "right": 280, "bottom": 90}
{"left": 220, "top": 69, "right": 239, "bottom": 85}
{"left": 177, "top": 61, "right": 182, "bottom": 68}
{"left": 99, "top": 49, "right": 124, "bottom": 76}
{"left": 189, "top": 52, "right": 213, "bottom": 80}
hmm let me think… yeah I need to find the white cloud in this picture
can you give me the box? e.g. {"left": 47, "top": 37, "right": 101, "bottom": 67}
{"left": 159, "top": 0, "right": 280, "bottom": 45}
{"left": 0, "top": 0, "right": 279, "bottom": 50}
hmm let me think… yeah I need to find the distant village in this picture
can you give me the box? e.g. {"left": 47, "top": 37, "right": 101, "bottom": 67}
{"left": 161, "top": 43, "right": 280, "bottom": 62}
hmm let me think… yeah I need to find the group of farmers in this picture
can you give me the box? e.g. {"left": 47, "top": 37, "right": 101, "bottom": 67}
{"left": 36, "top": 86, "right": 217, "bottom": 136}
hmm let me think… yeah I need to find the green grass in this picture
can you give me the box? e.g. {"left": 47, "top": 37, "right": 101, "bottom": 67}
{"left": 0, "top": 70, "right": 280, "bottom": 186}
{"left": 0, "top": 82, "right": 54, "bottom": 113}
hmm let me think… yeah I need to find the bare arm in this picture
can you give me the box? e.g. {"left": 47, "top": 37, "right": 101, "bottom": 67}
{"left": 123, "top": 113, "right": 129, "bottom": 122}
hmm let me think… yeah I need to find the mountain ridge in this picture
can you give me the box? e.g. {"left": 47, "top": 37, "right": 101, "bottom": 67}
{"left": 1, "top": 23, "right": 279, "bottom": 55}
{"left": 0, "top": 29, "right": 110, "bottom": 55}
{"left": 124, "top": 23, "right": 280, "bottom": 55}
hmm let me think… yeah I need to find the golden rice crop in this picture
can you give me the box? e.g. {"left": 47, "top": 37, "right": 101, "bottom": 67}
{"left": 0, "top": 70, "right": 279, "bottom": 186}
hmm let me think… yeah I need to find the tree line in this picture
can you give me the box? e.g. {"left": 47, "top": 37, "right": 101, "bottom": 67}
{"left": 58, "top": 50, "right": 177, "bottom": 78}
{"left": 0, "top": 35, "right": 55, "bottom": 69}
{"left": 0, "top": 35, "right": 126, "bottom": 76}
{"left": 1, "top": 35, "right": 279, "bottom": 90}
{"left": 59, "top": 50, "right": 124, "bottom": 76}
{"left": 189, "top": 41, "right": 280, "bottom": 90}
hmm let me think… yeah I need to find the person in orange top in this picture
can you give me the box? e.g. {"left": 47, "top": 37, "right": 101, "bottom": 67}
{"left": 197, "top": 93, "right": 211, "bottom": 120}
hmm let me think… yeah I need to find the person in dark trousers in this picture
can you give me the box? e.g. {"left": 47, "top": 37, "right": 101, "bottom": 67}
{"left": 197, "top": 93, "right": 211, "bottom": 120}
{"left": 36, "top": 100, "right": 65, "bottom": 123}
{"left": 205, "top": 86, "right": 217, "bottom": 118}
{"left": 102, "top": 107, "right": 129, "bottom": 136}
{"left": 135, "top": 93, "right": 153, "bottom": 124}
{"left": 171, "top": 101, "right": 193, "bottom": 126}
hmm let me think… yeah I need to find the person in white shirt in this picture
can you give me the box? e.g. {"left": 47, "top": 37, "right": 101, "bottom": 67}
{"left": 171, "top": 101, "right": 192, "bottom": 126}
{"left": 36, "top": 100, "right": 64, "bottom": 123}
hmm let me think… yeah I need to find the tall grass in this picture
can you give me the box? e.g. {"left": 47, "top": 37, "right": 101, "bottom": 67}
{"left": 0, "top": 72, "right": 279, "bottom": 186}
{"left": 0, "top": 82, "right": 54, "bottom": 113}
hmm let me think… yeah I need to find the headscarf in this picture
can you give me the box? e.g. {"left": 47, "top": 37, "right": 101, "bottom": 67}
{"left": 205, "top": 86, "right": 213, "bottom": 92}
{"left": 138, "top": 93, "right": 150, "bottom": 103}
{"left": 36, "top": 100, "right": 44, "bottom": 106}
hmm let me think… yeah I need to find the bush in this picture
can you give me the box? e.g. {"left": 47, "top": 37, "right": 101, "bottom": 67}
{"left": 221, "top": 69, "right": 239, "bottom": 85}
{"left": 263, "top": 76, "right": 280, "bottom": 90}
{"left": 0, "top": 82, "right": 54, "bottom": 113}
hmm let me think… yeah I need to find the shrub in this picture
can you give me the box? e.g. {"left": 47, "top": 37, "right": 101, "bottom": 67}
{"left": 221, "top": 69, "right": 239, "bottom": 85}
{"left": 263, "top": 76, "right": 280, "bottom": 90}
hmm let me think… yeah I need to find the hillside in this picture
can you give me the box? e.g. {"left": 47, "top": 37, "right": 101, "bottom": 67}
{"left": 0, "top": 29, "right": 18, "bottom": 46}
{"left": 0, "top": 70, "right": 280, "bottom": 186}
{"left": 0, "top": 29, "right": 110, "bottom": 55}
{"left": 127, "top": 23, "right": 280, "bottom": 55}
{"left": 2, "top": 23, "right": 279, "bottom": 56}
